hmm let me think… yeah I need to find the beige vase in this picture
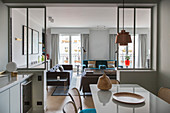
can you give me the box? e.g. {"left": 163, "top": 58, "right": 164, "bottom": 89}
{"left": 97, "top": 74, "right": 112, "bottom": 90}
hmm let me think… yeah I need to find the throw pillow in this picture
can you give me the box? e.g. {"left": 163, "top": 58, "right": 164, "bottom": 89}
{"left": 88, "top": 61, "right": 96, "bottom": 68}
{"left": 88, "top": 64, "right": 95, "bottom": 68}
{"left": 107, "top": 61, "right": 115, "bottom": 68}
{"left": 108, "top": 64, "right": 115, "bottom": 68}
{"left": 107, "top": 61, "right": 115, "bottom": 64}
{"left": 88, "top": 61, "right": 96, "bottom": 64}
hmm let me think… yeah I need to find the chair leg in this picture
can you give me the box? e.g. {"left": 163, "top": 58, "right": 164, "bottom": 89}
{"left": 83, "top": 93, "right": 85, "bottom": 98}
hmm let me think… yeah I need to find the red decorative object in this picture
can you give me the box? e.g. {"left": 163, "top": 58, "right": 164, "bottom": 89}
{"left": 125, "top": 59, "right": 130, "bottom": 66}
{"left": 46, "top": 54, "right": 49, "bottom": 60}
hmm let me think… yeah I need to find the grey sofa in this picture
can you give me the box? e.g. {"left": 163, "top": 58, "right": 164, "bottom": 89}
{"left": 80, "top": 71, "right": 116, "bottom": 95}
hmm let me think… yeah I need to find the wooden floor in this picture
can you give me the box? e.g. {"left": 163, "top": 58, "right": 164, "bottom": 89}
{"left": 45, "top": 73, "right": 95, "bottom": 113}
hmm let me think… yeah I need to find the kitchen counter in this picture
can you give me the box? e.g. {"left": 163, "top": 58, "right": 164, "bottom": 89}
{"left": 0, "top": 73, "right": 33, "bottom": 93}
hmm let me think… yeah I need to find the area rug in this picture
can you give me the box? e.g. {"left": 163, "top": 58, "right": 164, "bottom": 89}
{"left": 51, "top": 74, "right": 91, "bottom": 96}
{"left": 51, "top": 86, "right": 69, "bottom": 96}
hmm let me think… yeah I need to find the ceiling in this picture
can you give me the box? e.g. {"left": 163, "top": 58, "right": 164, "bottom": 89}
{"left": 47, "top": 7, "right": 117, "bottom": 28}
{"left": 47, "top": 7, "right": 151, "bottom": 28}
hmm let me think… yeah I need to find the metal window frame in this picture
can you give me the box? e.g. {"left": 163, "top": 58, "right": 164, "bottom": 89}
{"left": 8, "top": 6, "right": 47, "bottom": 70}
{"left": 117, "top": 6, "right": 153, "bottom": 70}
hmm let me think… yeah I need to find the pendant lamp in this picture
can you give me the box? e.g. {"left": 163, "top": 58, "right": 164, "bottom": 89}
{"left": 115, "top": 0, "right": 132, "bottom": 46}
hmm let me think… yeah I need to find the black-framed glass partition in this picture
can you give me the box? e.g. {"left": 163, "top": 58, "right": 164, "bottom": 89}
{"left": 9, "top": 7, "right": 46, "bottom": 69}
{"left": 118, "top": 7, "right": 151, "bottom": 69}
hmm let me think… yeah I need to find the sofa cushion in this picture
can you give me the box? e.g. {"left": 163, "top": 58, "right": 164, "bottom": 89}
{"left": 88, "top": 61, "right": 96, "bottom": 68}
{"left": 80, "top": 74, "right": 116, "bottom": 93}
{"left": 88, "top": 64, "right": 95, "bottom": 68}
{"left": 107, "top": 61, "right": 115, "bottom": 68}
{"left": 107, "top": 61, "right": 115, "bottom": 64}
{"left": 88, "top": 61, "right": 96, "bottom": 64}
{"left": 104, "top": 70, "right": 116, "bottom": 75}
{"left": 108, "top": 64, "right": 115, "bottom": 68}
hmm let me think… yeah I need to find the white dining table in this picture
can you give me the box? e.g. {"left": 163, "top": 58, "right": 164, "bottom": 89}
{"left": 90, "top": 84, "right": 170, "bottom": 113}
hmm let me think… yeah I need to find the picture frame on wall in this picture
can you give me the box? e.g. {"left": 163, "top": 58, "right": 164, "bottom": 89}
{"left": 32, "top": 29, "right": 39, "bottom": 54}
{"left": 28, "top": 28, "right": 32, "bottom": 54}
{"left": 22, "top": 25, "right": 27, "bottom": 55}
{"left": 22, "top": 25, "right": 33, "bottom": 55}
{"left": 22, "top": 25, "right": 39, "bottom": 55}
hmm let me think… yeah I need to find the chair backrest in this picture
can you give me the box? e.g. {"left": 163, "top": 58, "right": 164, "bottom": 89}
{"left": 63, "top": 101, "right": 78, "bottom": 113}
{"left": 158, "top": 87, "right": 170, "bottom": 104}
{"left": 110, "top": 79, "right": 120, "bottom": 84}
{"left": 68, "top": 88, "right": 83, "bottom": 111}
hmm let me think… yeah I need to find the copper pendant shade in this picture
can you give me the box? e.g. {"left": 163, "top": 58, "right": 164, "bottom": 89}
{"left": 115, "top": 0, "right": 132, "bottom": 46}
{"left": 115, "top": 30, "right": 132, "bottom": 46}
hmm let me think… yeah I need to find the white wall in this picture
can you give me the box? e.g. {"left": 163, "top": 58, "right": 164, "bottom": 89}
{"left": 0, "top": 0, "right": 8, "bottom": 71}
{"left": 158, "top": 0, "right": 170, "bottom": 89}
{"left": 89, "top": 29, "right": 110, "bottom": 60}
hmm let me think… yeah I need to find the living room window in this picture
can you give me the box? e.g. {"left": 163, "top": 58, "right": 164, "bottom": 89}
{"left": 59, "top": 34, "right": 81, "bottom": 69}
{"left": 117, "top": 7, "right": 152, "bottom": 69}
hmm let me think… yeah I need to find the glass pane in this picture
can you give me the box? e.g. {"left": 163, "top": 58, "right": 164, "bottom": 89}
{"left": 59, "top": 35, "right": 70, "bottom": 64}
{"left": 11, "top": 8, "right": 27, "bottom": 68}
{"left": 135, "top": 8, "right": 151, "bottom": 69}
{"left": 71, "top": 35, "right": 81, "bottom": 70}
{"left": 118, "top": 8, "right": 134, "bottom": 69}
{"left": 28, "top": 8, "right": 45, "bottom": 68}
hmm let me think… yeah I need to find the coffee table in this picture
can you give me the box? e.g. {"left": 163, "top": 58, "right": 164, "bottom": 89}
{"left": 47, "top": 78, "right": 68, "bottom": 87}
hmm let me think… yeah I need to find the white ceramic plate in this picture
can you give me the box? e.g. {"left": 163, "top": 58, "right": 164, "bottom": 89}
{"left": 6, "top": 62, "right": 17, "bottom": 72}
{"left": 113, "top": 92, "right": 145, "bottom": 104}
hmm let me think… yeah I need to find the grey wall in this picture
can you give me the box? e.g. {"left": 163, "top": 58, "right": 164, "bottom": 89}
{"left": 0, "top": 0, "right": 8, "bottom": 71}
{"left": 119, "top": 71, "right": 157, "bottom": 94}
{"left": 158, "top": 0, "right": 170, "bottom": 89}
{"left": 152, "top": 5, "right": 158, "bottom": 71}
{"left": 89, "top": 30, "right": 110, "bottom": 60}
{"left": 46, "top": 28, "right": 51, "bottom": 57}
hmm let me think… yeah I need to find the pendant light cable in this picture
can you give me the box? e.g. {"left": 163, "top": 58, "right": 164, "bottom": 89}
{"left": 123, "top": 0, "right": 124, "bottom": 30}
{"left": 115, "top": 0, "right": 132, "bottom": 45}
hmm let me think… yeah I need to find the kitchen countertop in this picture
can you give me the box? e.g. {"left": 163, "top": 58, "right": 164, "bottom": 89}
{"left": 0, "top": 73, "right": 33, "bottom": 93}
